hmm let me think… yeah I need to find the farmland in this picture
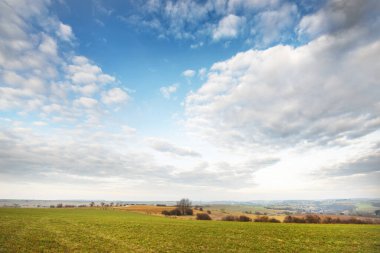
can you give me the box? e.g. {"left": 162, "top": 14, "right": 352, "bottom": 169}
{"left": 1, "top": 208, "right": 379, "bottom": 252}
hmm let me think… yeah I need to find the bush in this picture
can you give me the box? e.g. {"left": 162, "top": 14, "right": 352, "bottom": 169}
{"left": 196, "top": 213, "right": 212, "bottom": 220}
{"left": 305, "top": 214, "right": 321, "bottom": 223}
{"left": 253, "top": 216, "right": 281, "bottom": 223}
{"left": 322, "top": 216, "right": 333, "bottom": 224}
{"left": 238, "top": 215, "right": 252, "bottom": 222}
{"left": 162, "top": 208, "right": 193, "bottom": 216}
{"left": 222, "top": 215, "right": 238, "bottom": 221}
{"left": 184, "top": 208, "right": 193, "bottom": 215}
{"left": 284, "top": 215, "right": 375, "bottom": 224}
{"left": 169, "top": 209, "right": 182, "bottom": 216}
{"left": 268, "top": 218, "right": 281, "bottom": 223}
{"left": 56, "top": 203, "right": 63, "bottom": 208}
{"left": 283, "top": 215, "right": 293, "bottom": 223}
{"left": 49, "top": 205, "right": 55, "bottom": 208}
{"left": 207, "top": 210, "right": 211, "bottom": 214}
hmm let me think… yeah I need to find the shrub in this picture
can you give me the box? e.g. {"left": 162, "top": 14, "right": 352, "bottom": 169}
{"left": 196, "top": 213, "right": 212, "bottom": 220}
{"left": 322, "top": 216, "right": 333, "bottom": 224}
{"left": 207, "top": 210, "right": 211, "bottom": 214}
{"left": 305, "top": 214, "right": 321, "bottom": 223}
{"left": 184, "top": 208, "right": 193, "bottom": 215}
{"left": 56, "top": 203, "right": 63, "bottom": 208}
{"left": 49, "top": 205, "right": 55, "bottom": 208}
{"left": 169, "top": 209, "right": 182, "bottom": 216}
{"left": 283, "top": 215, "right": 293, "bottom": 223}
{"left": 268, "top": 218, "right": 281, "bottom": 223}
{"left": 284, "top": 216, "right": 306, "bottom": 223}
{"left": 161, "top": 210, "right": 170, "bottom": 216}
{"left": 222, "top": 215, "right": 238, "bottom": 221}
{"left": 238, "top": 215, "right": 252, "bottom": 222}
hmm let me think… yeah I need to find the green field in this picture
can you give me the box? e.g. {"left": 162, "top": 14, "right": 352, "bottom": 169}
{"left": 0, "top": 208, "right": 379, "bottom": 252}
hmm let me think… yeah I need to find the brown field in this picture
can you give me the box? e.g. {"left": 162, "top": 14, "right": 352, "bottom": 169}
{"left": 116, "top": 205, "right": 176, "bottom": 215}
{"left": 116, "top": 205, "right": 285, "bottom": 221}
{"left": 115, "top": 205, "right": 380, "bottom": 223}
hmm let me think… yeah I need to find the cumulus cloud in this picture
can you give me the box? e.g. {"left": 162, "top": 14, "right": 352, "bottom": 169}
{"left": 213, "top": 14, "right": 245, "bottom": 40}
{"left": 147, "top": 137, "right": 201, "bottom": 157}
{"left": 101, "top": 88, "right": 129, "bottom": 105}
{"left": 116, "top": 0, "right": 299, "bottom": 46}
{"left": 182, "top": 69, "right": 195, "bottom": 78}
{"left": 160, "top": 84, "right": 178, "bottom": 99}
{"left": 56, "top": 22, "right": 74, "bottom": 41}
{"left": 73, "top": 97, "right": 98, "bottom": 108}
{"left": 66, "top": 56, "right": 115, "bottom": 86}
{"left": 297, "top": 0, "right": 380, "bottom": 39}
{"left": 0, "top": 0, "right": 127, "bottom": 124}
{"left": 251, "top": 3, "right": 298, "bottom": 46}
{"left": 185, "top": 7, "right": 380, "bottom": 149}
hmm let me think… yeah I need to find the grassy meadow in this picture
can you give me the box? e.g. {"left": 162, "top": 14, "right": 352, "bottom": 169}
{"left": 0, "top": 208, "right": 379, "bottom": 252}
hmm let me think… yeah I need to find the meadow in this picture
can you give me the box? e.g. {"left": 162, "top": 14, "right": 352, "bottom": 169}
{"left": 0, "top": 208, "right": 379, "bottom": 252}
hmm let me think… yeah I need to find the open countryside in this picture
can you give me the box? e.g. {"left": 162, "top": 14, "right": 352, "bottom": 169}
{"left": 1, "top": 207, "right": 380, "bottom": 252}
{"left": 1, "top": 0, "right": 380, "bottom": 252}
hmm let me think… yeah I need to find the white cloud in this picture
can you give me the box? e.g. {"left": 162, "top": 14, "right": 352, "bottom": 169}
{"left": 33, "top": 121, "right": 47, "bottom": 126}
{"left": 74, "top": 97, "right": 98, "bottom": 108}
{"left": 101, "top": 88, "right": 129, "bottom": 105}
{"left": 122, "top": 125, "right": 137, "bottom": 135}
{"left": 160, "top": 84, "right": 178, "bottom": 99}
{"left": 213, "top": 14, "right": 245, "bottom": 41}
{"left": 0, "top": 0, "right": 128, "bottom": 125}
{"left": 117, "top": 0, "right": 294, "bottom": 45}
{"left": 198, "top": 68, "right": 207, "bottom": 80}
{"left": 297, "top": 0, "right": 380, "bottom": 40}
{"left": 66, "top": 56, "right": 115, "bottom": 85}
{"left": 147, "top": 137, "right": 201, "bottom": 157}
{"left": 227, "top": 0, "right": 279, "bottom": 12}
{"left": 38, "top": 34, "right": 58, "bottom": 56}
{"left": 186, "top": 22, "right": 380, "bottom": 148}
{"left": 251, "top": 3, "right": 298, "bottom": 46}
{"left": 182, "top": 69, "right": 195, "bottom": 78}
{"left": 56, "top": 22, "right": 74, "bottom": 42}
{"left": 183, "top": 0, "right": 380, "bottom": 197}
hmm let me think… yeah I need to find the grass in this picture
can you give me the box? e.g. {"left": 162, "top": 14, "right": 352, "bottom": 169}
{"left": 0, "top": 208, "right": 379, "bottom": 252}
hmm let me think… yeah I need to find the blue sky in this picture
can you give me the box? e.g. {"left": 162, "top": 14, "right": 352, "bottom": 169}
{"left": 0, "top": 0, "right": 379, "bottom": 200}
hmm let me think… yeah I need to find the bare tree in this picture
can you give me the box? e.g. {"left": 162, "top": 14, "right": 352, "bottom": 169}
{"left": 176, "top": 198, "right": 192, "bottom": 215}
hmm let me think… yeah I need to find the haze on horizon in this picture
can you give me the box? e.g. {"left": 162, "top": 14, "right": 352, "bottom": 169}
{"left": 0, "top": 0, "right": 379, "bottom": 201}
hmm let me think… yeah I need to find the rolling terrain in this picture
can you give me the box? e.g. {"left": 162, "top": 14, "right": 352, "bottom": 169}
{"left": 0, "top": 208, "right": 379, "bottom": 252}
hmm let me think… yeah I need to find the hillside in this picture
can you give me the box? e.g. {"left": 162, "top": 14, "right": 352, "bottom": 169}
{"left": 0, "top": 208, "right": 379, "bottom": 252}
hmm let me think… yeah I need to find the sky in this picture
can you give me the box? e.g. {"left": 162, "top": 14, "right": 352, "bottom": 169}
{"left": 0, "top": 0, "right": 379, "bottom": 201}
